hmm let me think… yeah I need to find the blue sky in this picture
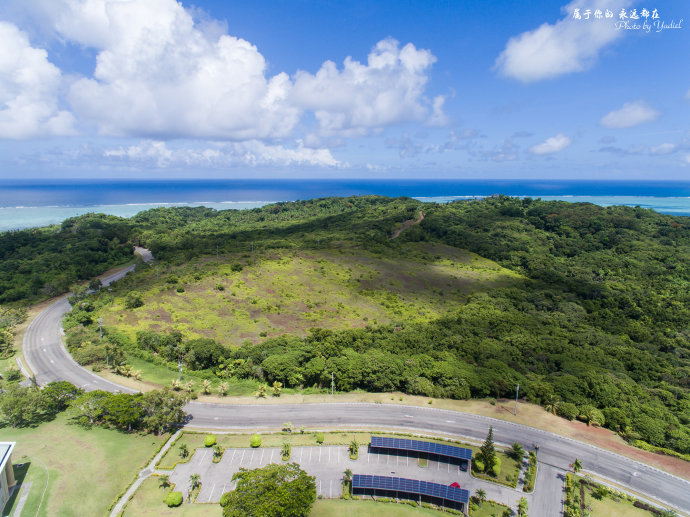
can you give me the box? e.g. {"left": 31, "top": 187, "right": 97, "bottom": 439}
{"left": 0, "top": 0, "right": 688, "bottom": 179}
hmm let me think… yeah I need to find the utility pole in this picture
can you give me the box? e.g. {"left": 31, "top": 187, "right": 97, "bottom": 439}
{"left": 331, "top": 372, "right": 334, "bottom": 396}
{"left": 251, "top": 241, "right": 254, "bottom": 253}
{"left": 514, "top": 383, "right": 520, "bottom": 416}
{"left": 98, "top": 317, "right": 103, "bottom": 340}
{"left": 178, "top": 359, "right": 183, "bottom": 382}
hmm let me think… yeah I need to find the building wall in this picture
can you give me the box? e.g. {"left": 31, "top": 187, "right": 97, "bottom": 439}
{"left": 0, "top": 454, "right": 15, "bottom": 511}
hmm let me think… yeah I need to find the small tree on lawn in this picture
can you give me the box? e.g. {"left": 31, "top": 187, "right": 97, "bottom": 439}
{"left": 159, "top": 475, "right": 171, "bottom": 489}
{"left": 572, "top": 458, "right": 582, "bottom": 473}
{"left": 475, "top": 489, "right": 487, "bottom": 503}
{"left": 255, "top": 384, "right": 267, "bottom": 398}
{"left": 272, "top": 381, "right": 282, "bottom": 397}
{"left": 480, "top": 426, "right": 497, "bottom": 472}
{"left": 202, "top": 379, "right": 212, "bottom": 394}
{"left": 511, "top": 442, "right": 524, "bottom": 461}
{"left": 179, "top": 443, "right": 189, "bottom": 459}
{"left": 218, "top": 382, "right": 228, "bottom": 396}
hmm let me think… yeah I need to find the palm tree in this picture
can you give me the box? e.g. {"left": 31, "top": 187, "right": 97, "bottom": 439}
{"left": 475, "top": 489, "right": 487, "bottom": 503}
{"left": 179, "top": 443, "right": 189, "bottom": 459}
{"left": 544, "top": 394, "right": 561, "bottom": 415}
{"left": 511, "top": 442, "right": 524, "bottom": 461}
{"left": 159, "top": 475, "right": 170, "bottom": 489}
{"left": 349, "top": 438, "right": 359, "bottom": 457}
{"left": 217, "top": 382, "right": 228, "bottom": 396}
{"left": 202, "top": 379, "right": 212, "bottom": 394}
{"left": 213, "top": 444, "right": 223, "bottom": 460}
{"left": 343, "top": 469, "right": 353, "bottom": 483}
{"left": 282, "top": 442, "right": 291, "bottom": 460}
{"left": 189, "top": 473, "right": 201, "bottom": 492}
{"left": 185, "top": 380, "right": 194, "bottom": 393}
{"left": 572, "top": 458, "right": 583, "bottom": 473}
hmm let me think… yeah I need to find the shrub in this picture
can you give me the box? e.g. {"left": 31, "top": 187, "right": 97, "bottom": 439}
{"left": 557, "top": 402, "right": 579, "bottom": 421}
{"left": 316, "top": 432, "right": 325, "bottom": 445}
{"left": 220, "top": 491, "right": 232, "bottom": 507}
{"left": 176, "top": 286, "right": 185, "bottom": 293}
{"left": 473, "top": 459, "right": 485, "bottom": 472}
{"left": 491, "top": 456, "right": 502, "bottom": 477}
{"left": 216, "top": 284, "right": 225, "bottom": 291}
{"left": 204, "top": 434, "right": 217, "bottom": 447}
{"left": 165, "top": 491, "right": 183, "bottom": 507}
{"left": 124, "top": 292, "right": 144, "bottom": 309}
{"left": 250, "top": 434, "right": 262, "bottom": 448}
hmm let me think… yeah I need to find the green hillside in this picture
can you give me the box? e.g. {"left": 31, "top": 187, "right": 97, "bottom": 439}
{"left": 2, "top": 195, "right": 689, "bottom": 454}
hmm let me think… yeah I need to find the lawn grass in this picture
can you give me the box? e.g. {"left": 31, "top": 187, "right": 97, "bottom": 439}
{"left": 471, "top": 500, "right": 510, "bottom": 516}
{"left": 310, "top": 499, "right": 445, "bottom": 516}
{"left": 471, "top": 453, "right": 521, "bottom": 488}
{"left": 0, "top": 412, "right": 167, "bottom": 517}
{"left": 588, "top": 495, "right": 656, "bottom": 517}
{"left": 119, "top": 475, "right": 216, "bottom": 517}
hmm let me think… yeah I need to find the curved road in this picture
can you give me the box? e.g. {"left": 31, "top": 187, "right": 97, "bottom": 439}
{"left": 22, "top": 266, "right": 690, "bottom": 515}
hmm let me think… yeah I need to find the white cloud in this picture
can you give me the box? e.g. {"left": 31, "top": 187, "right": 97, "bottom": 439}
{"left": 427, "top": 95, "right": 449, "bottom": 127}
{"left": 0, "top": 21, "right": 74, "bottom": 139}
{"left": 529, "top": 133, "right": 572, "bottom": 155}
{"left": 16, "top": 1, "right": 441, "bottom": 142}
{"left": 600, "top": 100, "right": 660, "bottom": 128}
{"left": 291, "top": 38, "right": 438, "bottom": 137}
{"left": 103, "top": 140, "right": 341, "bottom": 168}
{"left": 649, "top": 143, "right": 676, "bottom": 155}
{"left": 495, "top": 0, "right": 630, "bottom": 82}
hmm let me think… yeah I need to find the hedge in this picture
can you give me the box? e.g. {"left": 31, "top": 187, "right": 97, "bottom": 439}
{"left": 166, "top": 491, "right": 183, "bottom": 507}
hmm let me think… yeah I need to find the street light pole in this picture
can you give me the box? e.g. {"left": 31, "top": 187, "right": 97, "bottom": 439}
{"left": 98, "top": 317, "right": 103, "bottom": 340}
{"left": 178, "top": 359, "right": 183, "bottom": 382}
{"left": 514, "top": 383, "right": 519, "bottom": 416}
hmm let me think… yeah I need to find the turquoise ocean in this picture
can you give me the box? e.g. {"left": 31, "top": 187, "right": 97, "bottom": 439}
{"left": 1, "top": 179, "right": 689, "bottom": 232}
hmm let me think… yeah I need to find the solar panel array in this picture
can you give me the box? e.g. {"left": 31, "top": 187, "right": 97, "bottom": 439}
{"left": 370, "top": 436, "right": 473, "bottom": 461}
{"left": 352, "top": 474, "right": 470, "bottom": 504}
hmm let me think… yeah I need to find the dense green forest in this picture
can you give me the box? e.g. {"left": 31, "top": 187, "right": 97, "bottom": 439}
{"left": 1, "top": 196, "right": 689, "bottom": 453}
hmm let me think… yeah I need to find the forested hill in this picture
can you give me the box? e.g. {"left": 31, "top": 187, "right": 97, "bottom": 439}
{"left": 1, "top": 196, "right": 689, "bottom": 453}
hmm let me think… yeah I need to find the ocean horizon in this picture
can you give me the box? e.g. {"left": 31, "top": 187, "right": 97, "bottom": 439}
{"left": 1, "top": 179, "right": 690, "bottom": 232}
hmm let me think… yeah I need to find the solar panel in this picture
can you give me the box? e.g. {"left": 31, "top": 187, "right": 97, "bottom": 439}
{"left": 352, "top": 475, "right": 470, "bottom": 504}
{"left": 370, "top": 436, "right": 473, "bottom": 461}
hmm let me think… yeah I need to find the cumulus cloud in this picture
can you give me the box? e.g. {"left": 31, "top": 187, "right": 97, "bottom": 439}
{"left": 292, "top": 38, "right": 438, "bottom": 137}
{"left": 103, "top": 140, "right": 341, "bottom": 168}
{"left": 529, "top": 133, "right": 572, "bottom": 155}
{"left": 495, "top": 0, "right": 630, "bottom": 82}
{"left": 0, "top": 21, "right": 74, "bottom": 138}
{"left": 600, "top": 100, "right": 660, "bottom": 128}
{"left": 16, "top": 0, "right": 441, "bottom": 142}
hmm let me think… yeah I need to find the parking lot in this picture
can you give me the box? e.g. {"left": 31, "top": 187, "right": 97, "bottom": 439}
{"left": 167, "top": 444, "right": 525, "bottom": 508}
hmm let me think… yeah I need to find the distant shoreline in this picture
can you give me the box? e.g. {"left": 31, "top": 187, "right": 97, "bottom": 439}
{"left": 1, "top": 194, "right": 690, "bottom": 233}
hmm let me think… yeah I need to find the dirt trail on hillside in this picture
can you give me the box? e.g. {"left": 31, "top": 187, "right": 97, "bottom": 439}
{"left": 391, "top": 210, "right": 424, "bottom": 239}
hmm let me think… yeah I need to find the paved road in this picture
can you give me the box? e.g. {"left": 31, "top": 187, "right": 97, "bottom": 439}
{"left": 22, "top": 264, "right": 690, "bottom": 516}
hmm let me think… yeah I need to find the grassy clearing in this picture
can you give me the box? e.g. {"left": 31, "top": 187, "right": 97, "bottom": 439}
{"left": 310, "top": 499, "right": 444, "bottom": 516}
{"left": 0, "top": 412, "right": 167, "bottom": 517}
{"left": 119, "top": 475, "right": 215, "bottom": 517}
{"left": 588, "top": 496, "right": 656, "bottom": 517}
{"left": 99, "top": 243, "right": 519, "bottom": 347}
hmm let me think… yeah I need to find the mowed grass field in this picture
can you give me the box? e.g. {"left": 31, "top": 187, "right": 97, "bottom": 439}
{"left": 0, "top": 413, "right": 167, "bottom": 517}
{"left": 100, "top": 242, "right": 520, "bottom": 346}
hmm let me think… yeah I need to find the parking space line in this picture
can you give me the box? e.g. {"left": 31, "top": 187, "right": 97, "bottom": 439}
{"left": 240, "top": 450, "right": 245, "bottom": 464}
{"left": 231, "top": 449, "right": 237, "bottom": 464}
{"left": 260, "top": 450, "right": 264, "bottom": 463}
